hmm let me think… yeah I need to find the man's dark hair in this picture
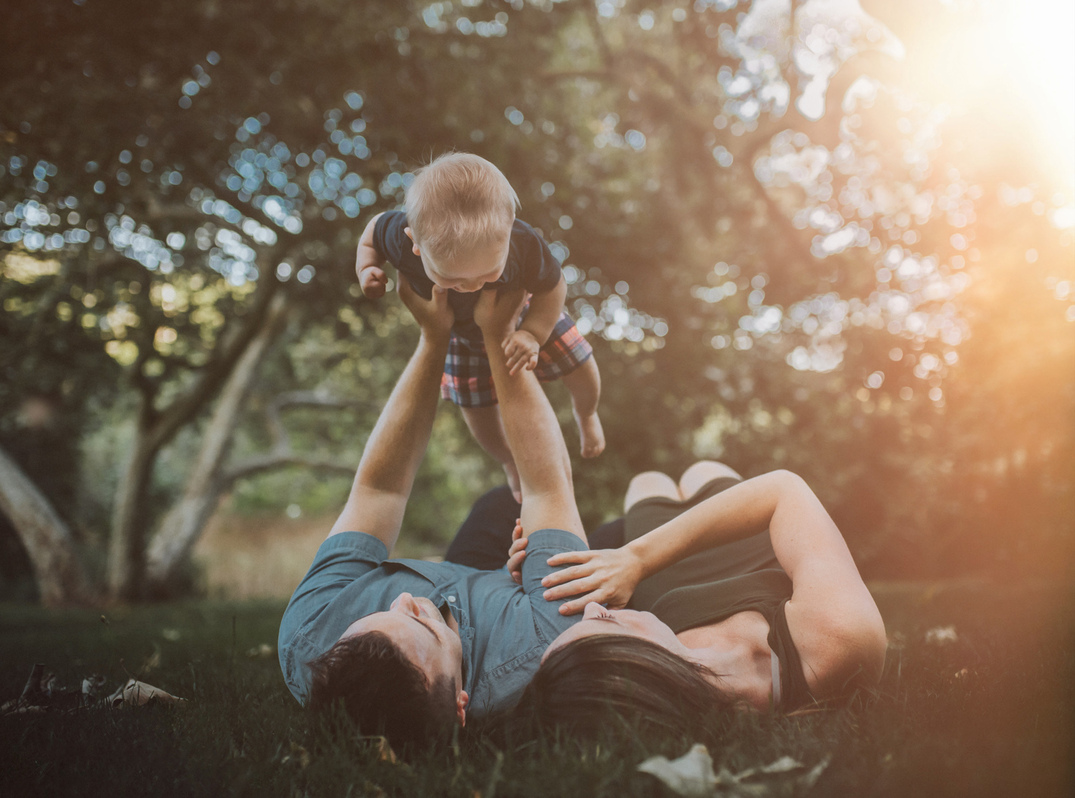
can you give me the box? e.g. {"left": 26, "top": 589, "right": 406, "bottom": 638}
{"left": 517, "top": 634, "right": 733, "bottom": 741}
{"left": 307, "top": 631, "right": 458, "bottom": 751}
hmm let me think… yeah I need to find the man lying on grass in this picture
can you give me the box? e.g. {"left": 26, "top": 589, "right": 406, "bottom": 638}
{"left": 277, "top": 282, "right": 586, "bottom": 752}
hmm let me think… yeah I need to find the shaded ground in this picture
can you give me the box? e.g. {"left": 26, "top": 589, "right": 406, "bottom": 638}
{"left": 0, "top": 579, "right": 1071, "bottom": 797}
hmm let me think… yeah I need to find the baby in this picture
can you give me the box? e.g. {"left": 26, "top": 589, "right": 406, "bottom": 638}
{"left": 355, "top": 152, "right": 603, "bottom": 500}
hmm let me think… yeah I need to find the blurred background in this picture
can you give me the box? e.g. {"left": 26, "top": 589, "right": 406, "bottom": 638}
{"left": 1, "top": 0, "right": 1071, "bottom": 604}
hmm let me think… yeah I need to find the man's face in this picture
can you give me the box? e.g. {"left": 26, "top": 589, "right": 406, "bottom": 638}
{"left": 339, "top": 593, "right": 465, "bottom": 695}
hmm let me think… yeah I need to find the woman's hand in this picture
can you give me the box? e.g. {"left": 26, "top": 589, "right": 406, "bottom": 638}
{"left": 505, "top": 519, "right": 527, "bottom": 585}
{"left": 398, "top": 279, "right": 454, "bottom": 339}
{"left": 541, "top": 547, "right": 646, "bottom": 616}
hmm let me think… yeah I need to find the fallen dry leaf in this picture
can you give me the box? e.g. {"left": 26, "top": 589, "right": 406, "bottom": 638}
{"left": 2, "top": 664, "right": 81, "bottom": 715}
{"left": 3, "top": 666, "right": 187, "bottom": 716}
{"left": 637, "top": 744, "right": 717, "bottom": 797}
{"left": 81, "top": 675, "right": 106, "bottom": 702}
{"left": 371, "top": 735, "right": 397, "bottom": 764}
{"left": 924, "top": 625, "right": 958, "bottom": 644}
{"left": 108, "top": 679, "right": 186, "bottom": 708}
{"left": 280, "top": 741, "right": 310, "bottom": 769}
{"left": 140, "top": 644, "right": 162, "bottom": 674}
{"left": 638, "top": 744, "right": 831, "bottom": 797}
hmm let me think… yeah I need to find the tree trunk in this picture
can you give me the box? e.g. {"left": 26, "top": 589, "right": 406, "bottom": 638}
{"left": 105, "top": 281, "right": 284, "bottom": 600}
{"left": 145, "top": 293, "right": 289, "bottom": 593}
{"left": 0, "top": 445, "right": 95, "bottom": 606}
{"left": 106, "top": 422, "right": 158, "bottom": 601}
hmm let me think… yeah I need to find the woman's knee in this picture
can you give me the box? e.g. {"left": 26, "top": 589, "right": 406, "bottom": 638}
{"left": 678, "top": 460, "right": 741, "bottom": 500}
{"left": 624, "top": 471, "right": 680, "bottom": 513}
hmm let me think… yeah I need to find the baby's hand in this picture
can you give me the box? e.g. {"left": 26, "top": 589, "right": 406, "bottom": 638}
{"left": 503, "top": 330, "right": 540, "bottom": 376}
{"left": 359, "top": 265, "right": 388, "bottom": 299}
{"left": 506, "top": 518, "right": 527, "bottom": 585}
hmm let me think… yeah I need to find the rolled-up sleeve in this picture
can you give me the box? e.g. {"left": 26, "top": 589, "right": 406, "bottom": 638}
{"left": 278, "top": 531, "right": 389, "bottom": 699}
{"left": 520, "top": 528, "right": 588, "bottom": 643}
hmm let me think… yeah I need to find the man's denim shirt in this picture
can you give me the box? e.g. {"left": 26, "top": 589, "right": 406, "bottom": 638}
{"left": 278, "top": 528, "right": 584, "bottom": 719}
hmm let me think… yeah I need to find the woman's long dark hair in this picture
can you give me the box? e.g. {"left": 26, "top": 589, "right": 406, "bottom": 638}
{"left": 516, "top": 634, "right": 733, "bottom": 741}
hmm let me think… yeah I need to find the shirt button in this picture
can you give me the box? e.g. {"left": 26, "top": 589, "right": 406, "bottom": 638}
{"left": 447, "top": 596, "right": 456, "bottom": 603}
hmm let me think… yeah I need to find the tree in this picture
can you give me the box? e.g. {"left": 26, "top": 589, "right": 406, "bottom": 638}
{"left": 2, "top": 0, "right": 1071, "bottom": 603}
{"left": 1, "top": 0, "right": 546, "bottom": 599}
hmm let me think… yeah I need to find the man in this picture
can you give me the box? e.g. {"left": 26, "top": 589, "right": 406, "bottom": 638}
{"left": 277, "top": 281, "right": 587, "bottom": 751}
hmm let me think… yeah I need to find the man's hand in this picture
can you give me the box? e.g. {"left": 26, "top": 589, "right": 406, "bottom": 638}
{"left": 398, "top": 278, "right": 454, "bottom": 338}
{"left": 474, "top": 288, "right": 527, "bottom": 341}
{"left": 539, "top": 547, "right": 646, "bottom": 615}
{"left": 503, "top": 330, "right": 540, "bottom": 376}
{"left": 359, "top": 265, "right": 389, "bottom": 299}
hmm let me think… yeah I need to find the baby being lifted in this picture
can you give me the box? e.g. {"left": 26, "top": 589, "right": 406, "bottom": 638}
{"left": 355, "top": 152, "right": 604, "bottom": 501}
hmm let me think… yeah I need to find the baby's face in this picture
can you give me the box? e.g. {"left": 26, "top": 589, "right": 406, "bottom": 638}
{"left": 419, "top": 239, "right": 509, "bottom": 293}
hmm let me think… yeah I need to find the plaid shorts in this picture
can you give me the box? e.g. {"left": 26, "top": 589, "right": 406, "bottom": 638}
{"left": 442, "top": 311, "right": 593, "bottom": 407}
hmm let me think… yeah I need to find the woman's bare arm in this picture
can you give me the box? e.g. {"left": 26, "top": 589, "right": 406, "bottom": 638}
{"left": 763, "top": 472, "right": 886, "bottom": 695}
{"left": 541, "top": 470, "right": 886, "bottom": 692}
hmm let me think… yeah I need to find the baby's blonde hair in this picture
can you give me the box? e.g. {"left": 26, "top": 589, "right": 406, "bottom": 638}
{"left": 405, "top": 152, "right": 520, "bottom": 264}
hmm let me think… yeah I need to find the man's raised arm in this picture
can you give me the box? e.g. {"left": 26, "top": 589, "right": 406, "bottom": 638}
{"left": 327, "top": 281, "right": 454, "bottom": 549}
{"left": 474, "top": 290, "right": 585, "bottom": 542}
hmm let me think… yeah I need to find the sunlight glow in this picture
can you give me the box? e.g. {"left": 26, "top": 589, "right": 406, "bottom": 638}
{"left": 1004, "top": 0, "right": 1075, "bottom": 163}
{"left": 920, "top": 0, "right": 1075, "bottom": 190}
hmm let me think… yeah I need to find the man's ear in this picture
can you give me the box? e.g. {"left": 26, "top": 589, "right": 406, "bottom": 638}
{"left": 404, "top": 226, "right": 421, "bottom": 257}
{"left": 456, "top": 690, "right": 469, "bottom": 727}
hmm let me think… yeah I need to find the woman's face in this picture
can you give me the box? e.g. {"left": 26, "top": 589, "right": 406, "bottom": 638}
{"left": 542, "top": 602, "right": 688, "bottom": 662}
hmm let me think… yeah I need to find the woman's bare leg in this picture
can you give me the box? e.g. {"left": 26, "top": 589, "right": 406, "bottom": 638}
{"left": 623, "top": 471, "right": 680, "bottom": 514}
{"left": 560, "top": 357, "right": 605, "bottom": 458}
{"left": 678, "top": 460, "right": 742, "bottom": 501}
{"left": 460, "top": 404, "right": 521, "bottom": 502}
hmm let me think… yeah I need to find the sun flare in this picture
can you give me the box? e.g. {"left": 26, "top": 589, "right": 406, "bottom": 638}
{"left": 911, "top": 0, "right": 1075, "bottom": 189}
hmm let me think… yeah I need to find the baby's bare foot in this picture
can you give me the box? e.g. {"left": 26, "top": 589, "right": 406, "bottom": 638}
{"left": 576, "top": 411, "right": 605, "bottom": 458}
{"left": 504, "top": 462, "right": 522, "bottom": 504}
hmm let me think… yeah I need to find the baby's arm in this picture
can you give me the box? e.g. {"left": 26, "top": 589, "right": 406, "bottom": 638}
{"left": 355, "top": 212, "right": 388, "bottom": 299}
{"left": 503, "top": 272, "right": 567, "bottom": 375}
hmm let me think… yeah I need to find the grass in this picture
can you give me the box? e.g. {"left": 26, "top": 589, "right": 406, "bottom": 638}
{"left": 0, "top": 581, "right": 1071, "bottom": 798}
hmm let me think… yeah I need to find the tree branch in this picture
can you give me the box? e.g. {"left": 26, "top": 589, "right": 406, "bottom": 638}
{"left": 262, "top": 391, "right": 365, "bottom": 453}
{"left": 143, "top": 291, "right": 291, "bottom": 586}
{"left": 145, "top": 266, "right": 285, "bottom": 452}
{"left": 221, "top": 454, "right": 357, "bottom": 487}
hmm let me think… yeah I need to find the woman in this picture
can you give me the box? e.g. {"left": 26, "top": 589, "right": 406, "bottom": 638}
{"left": 508, "top": 461, "right": 887, "bottom": 735}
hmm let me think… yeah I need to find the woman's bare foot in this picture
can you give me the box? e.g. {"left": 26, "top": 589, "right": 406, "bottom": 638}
{"left": 504, "top": 462, "right": 522, "bottom": 504}
{"left": 575, "top": 411, "right": 605, "bottom": 458}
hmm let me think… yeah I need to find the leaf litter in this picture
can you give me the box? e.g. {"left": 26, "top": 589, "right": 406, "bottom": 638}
{"left": 1, "top": 662, "right": 186, "bottom": 716}
{"left": 637, "top": 742, "right": 831, "bottom": 797}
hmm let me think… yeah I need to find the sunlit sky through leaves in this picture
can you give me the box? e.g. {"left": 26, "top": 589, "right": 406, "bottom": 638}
{"left": 2, "top": 0, "right": 1071, "bottom": 382}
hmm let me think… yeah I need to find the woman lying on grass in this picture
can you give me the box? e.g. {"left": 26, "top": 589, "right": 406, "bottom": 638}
{"left": 508, "top": 460, "right": 887, "bottom": 737}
